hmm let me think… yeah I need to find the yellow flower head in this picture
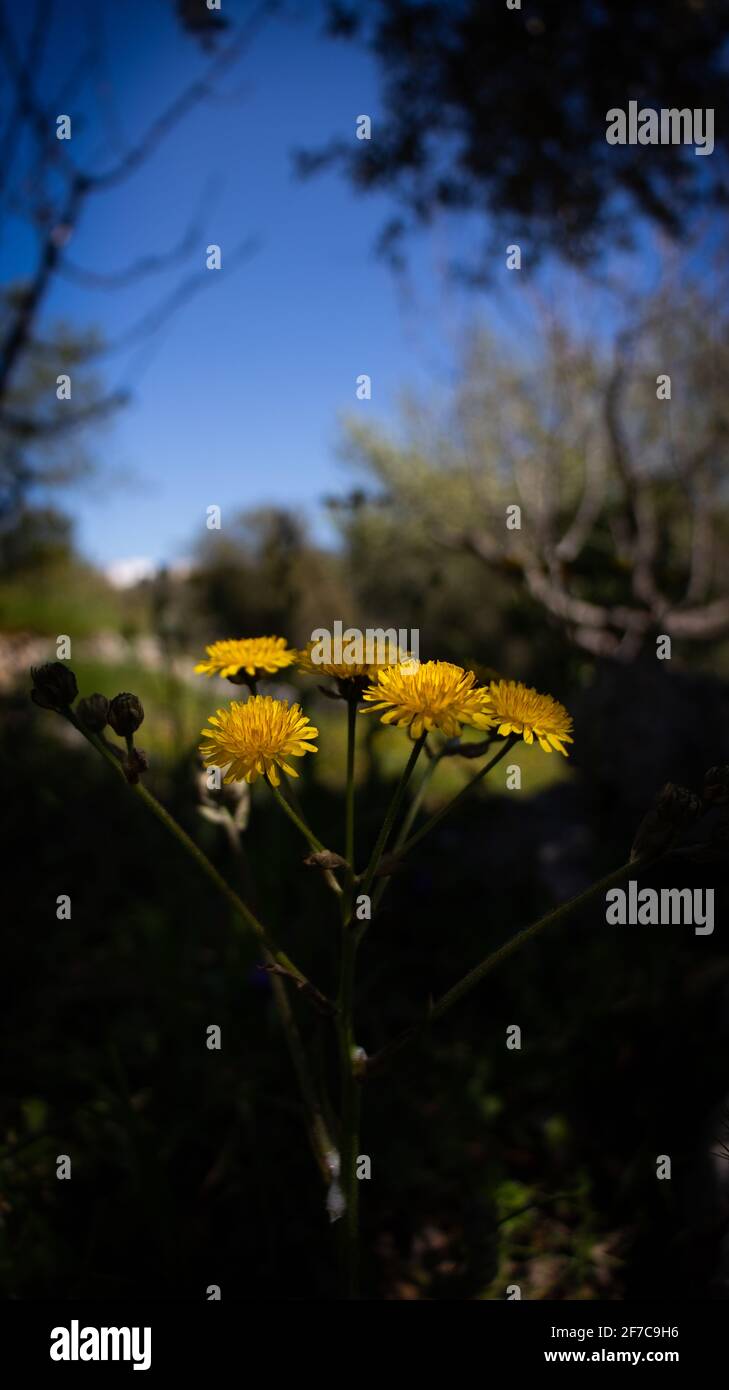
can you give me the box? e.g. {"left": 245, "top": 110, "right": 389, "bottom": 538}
{"left": 199, "top": 695, "right": 318, "bottom": 785}
{"left": 194, "top": 636, "right": 296, "bottom": 681}
{"left": 296, "top": 640, "right": 415, "bottom": 684}
{"left": 486, "top": 679, "right": 573, "bottom": 755}
{"left": 362, "top": 659, "right": 492, "bottom": 739}
{"left": 296, "top": 641, "right": 377, "bottom": 683}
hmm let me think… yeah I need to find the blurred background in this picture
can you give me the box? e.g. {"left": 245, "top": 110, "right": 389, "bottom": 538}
{"left": 3, "top": 0, "right": 729, "bottom": 1300}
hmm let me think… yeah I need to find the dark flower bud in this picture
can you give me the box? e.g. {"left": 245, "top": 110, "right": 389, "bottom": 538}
{"left": 713, "top": 813, "right": 729, "bottom": 841}
{"left": 30, "top": 662, "right": 78, "bottom": 712}
{"left": 77, "top": 693, "right": 109, "bottom": 732}
{"left": 630, "top": 782, "right": 703, "bottom": 863}
{"left": 654, "top": 782, "right": 703, "bottom": 827}
{"left": 108, "top": 692, "right": 144, "bottom": 737}
{"left": 703, "top": 766, "right": 729, "bottom": 806}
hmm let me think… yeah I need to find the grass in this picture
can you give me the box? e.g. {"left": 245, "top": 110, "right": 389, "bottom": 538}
{"left": 0, "top": 563, "right": 127, "bottom": 637}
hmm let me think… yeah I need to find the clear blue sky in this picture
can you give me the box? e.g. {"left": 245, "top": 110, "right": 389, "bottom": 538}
{"left": 2, "top": 0, "right": 671, "bottom": 573}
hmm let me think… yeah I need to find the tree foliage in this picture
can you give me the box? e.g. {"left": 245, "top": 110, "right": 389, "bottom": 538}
{"left": 306, "top": 1, "right": 729, "bottom": 274}
{"left": 332, "top": 280, "right": 729, "bottom": 661}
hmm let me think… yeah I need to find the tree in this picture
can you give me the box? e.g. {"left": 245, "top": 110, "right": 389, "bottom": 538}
{"left": 333, "top": 279, "right": 729, "bottom": 661}
{"left": 303, "top": 1, "right": 729, "bottom": 275}
{"left": 0, "top": 0, "right": 267, "bottom": 528}
{"left": 190, "top": 506, "right": 351, "bottom": 644}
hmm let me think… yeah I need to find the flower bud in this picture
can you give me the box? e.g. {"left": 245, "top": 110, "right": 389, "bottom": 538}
{"left": 654, "top": 782, "right": 703, "bottom": 827}
{"left": 703, "top": 766, "right": 729, "bottom": 806}
{"left": 30, "top": 662, "right": 78, "bottom": 712}
{"left": 630, "top": 782, "right": 703, "bottom": 863}
{"left": 77, "top": 693, "right": 110, "bottom": 732}
{"left": 108, "top": 692, "right": 144, "bottom": 737}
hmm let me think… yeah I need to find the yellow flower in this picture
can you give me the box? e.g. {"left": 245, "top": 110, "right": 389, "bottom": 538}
{"left": 194, "top": 636, "right": 296, "bottom": 680}
{"left": 199, "top": 696, "right": 318, "bottom": 785}
{"left": 297, "top": 643, "right": 375, "bottom": 683}
{"left": 485, "top": 679, "right": 573, "bottom": 755}
{"left": 362, "top": 659, "right": 492, "bottom": 739}
{"left": 296, "top": 640, "right": 411, "bottom": 684}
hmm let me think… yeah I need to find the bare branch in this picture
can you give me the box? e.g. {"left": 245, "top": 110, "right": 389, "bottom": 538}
{"left": 0, "top": 178, "right": 86, "bottom": 399}
{"left": 83, "top": 2, "right": 274, "bottom": 191}
{"left": 102, "top": 234, "right": 259, "bottom": 356}
{"left": 57, "top": 178, "right": 218, "bottom": 289}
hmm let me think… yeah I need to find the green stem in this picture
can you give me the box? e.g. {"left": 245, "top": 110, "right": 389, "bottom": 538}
{"left": 371, "top": 743, "right": 441, "bottom": 916}
{"left": 336, "top": 695, "right": 363, "bottom": 1295}
{"left": 68, "top": 709, "right": 333, "bottom": 1014}
{"left": 359, "top": 733, "right": 427, "bottom": 904}
{"left": 268, "top": 963, "right": 336, "bottom": 1183}
{"left": 345, "top": 695, "right": 357, "bottom": 873}
{"left": 223, "top": 822, "right": 337, "bottom": 1184}
{"left": 396, "top": 743, "right": 441, "bottom": 847}
{"left": 267, "top": 776, "right": 343, "bottom": 899}
{"left": 337, "top": 921, "right": 360, "bottom": 1297}
{"left": 267, "top": 777, "right": 327, "bottom": 855}
{"left": 365, "top": 857, "right": 648, "bottom": 1078}
{"left": 396, "top": 735, "right": 517, "bottom": 861}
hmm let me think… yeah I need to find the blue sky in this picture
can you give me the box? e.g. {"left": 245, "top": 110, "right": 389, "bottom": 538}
{"left": 1, "top": 0, "right": 681, "bottom": 574}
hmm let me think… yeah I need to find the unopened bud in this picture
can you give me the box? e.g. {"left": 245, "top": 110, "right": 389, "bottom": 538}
{"left": 108, "top": 692, "right": 144, "bottom": 737}
{"left": 30, "top": 662, "right": 78, "bottom": 712}
{"left": 77, "top": 693, "right": 109, "bottom": 732}
{"left": 703, "top": 766, "right": 729, "bottom": 806}
{"left": 654, "top": 782, "right": 703, "bottom": 826}
{"left": 630, "top": 782, "right": 703, "bottom": 863}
